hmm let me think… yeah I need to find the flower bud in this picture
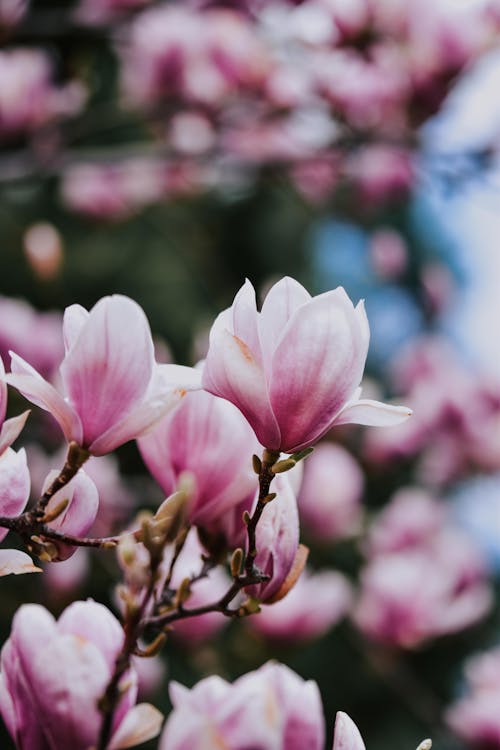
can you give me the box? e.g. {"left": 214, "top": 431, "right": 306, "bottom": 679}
{"left": 41, "top": 469, "right": 99, "bottom": 560}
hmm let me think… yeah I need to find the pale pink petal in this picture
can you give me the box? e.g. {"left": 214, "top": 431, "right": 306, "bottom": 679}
{"left": 203, "top": 327, "right": 280, "bottom": 449}
{"left": 60, "top": 295, "right": 155, "bottom": 447}
{"left": 0, "top": 356, "right": 7, "bottom": 424}
{"left": 259, "top": 276, "right": 311, "bottom": 367}
{"left": 0, "top": 549, "right": 41, "bottom": 576}
{"left": 231, "top": 279, "right": 263, "bottom": 365}
{"left": 0, "top": 411, "right": 30, "bottom": 455}
{"left": 89, "top": 364, "right": 201, "bottom": 455}
{"left": 269, "top": 290, "right": 364, "bottom": 452}
{"left": 334, "top": 399, "right": 412, "bottom": 427}
{"left": 108, "top": 703, "right": 164, "bottom": 749}
{"left": 6, "top": 352, "right": 81, "bottom": 443}
{"left": 63, "top": 304, "right": 89, "bottom": 353}
{"left": 332, "top": 712, "right": 366, "bottom": 750}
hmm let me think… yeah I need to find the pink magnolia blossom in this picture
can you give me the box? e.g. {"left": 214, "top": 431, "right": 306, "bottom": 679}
{"left": 159, "top": 661, "right": 325, "bottom": 750}
{"left": 446, "top": 647, "right": 500, "bottom": 748}
{"left": 5, "top": 295, "right": 201, "bottom": 456}
{"left": 203, "top": 277, "right": 411, "bottom": 453}
{"left": 354, "top": 527, "right": 492, "bottom": 648}
{"left": 40, "top": 469, "right": 99, "bottom": 560}
{"left": 298, "top": 442, "right": 364, "bottom": 542}
{"left": 0, "top": 297, "right": 63, "bottom": 380}
{"left": 245, "top": 474, "right": 302, "bottom": 603}
{"left": 0, "top": 601, "right": 162, "bottom": 749}
{"left": 0, "top": 49, "right": 84, "bottom": 139}
{"left": 248, "top": 567, "right": 352, "bottom": 643}
{"left": 138, "top": 389, "right": 257, "bottom": 545}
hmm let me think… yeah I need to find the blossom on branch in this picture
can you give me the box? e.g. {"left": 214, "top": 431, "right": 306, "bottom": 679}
{"left": 0, "top": 600, "right": 163, "bottom": 749}
{"left": 4, "top": 295, "right": 201, "bottom": 456}
{"left": 203, "top": 276, "right": 411, "bottom": 453}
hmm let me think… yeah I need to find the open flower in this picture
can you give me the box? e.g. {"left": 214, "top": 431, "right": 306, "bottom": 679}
{"left": 0, "top": 601, "right": 162, "bottom": 749}
{"left": 5, "top": 295, "right": 201, "bottom": 456}
{"left": 203, "top": 277, "right": 411, "bottom": 453}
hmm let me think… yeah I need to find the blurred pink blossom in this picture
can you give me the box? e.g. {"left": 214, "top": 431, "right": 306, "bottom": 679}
{"left": 298, "top": 442, "right": 364, "bottom": 543}
{"left": 248, "top": 567, "right": 352, "bottom": 643}
{"left": 446, "top": 647, "right": 500, "bottom": 748}
{"left": 0, "top": 49, "right": 84, "bottom": 139}
{"left": 354, "top": 490, "right": 493, "bottom": 647}
{"left": 0, "top": 296, "right": 63, "bottom": 379}
{"left": 160, "top": 661, "right": 325, "bottom": 749}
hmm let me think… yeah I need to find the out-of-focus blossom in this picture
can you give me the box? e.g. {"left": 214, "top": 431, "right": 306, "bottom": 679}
{"left": 248, "top": 567, "right": 352, "bottom": 643}
{"left": 245, "top": 475, "right": 302, "bottom": 603}
{"left": 121, "top": 6, "right": 270, "bottom": 109}
{"left": 0, "top": 49, "right": 84, "bottom": 139}
{"left": 75, "top": 0, "right": 152, "bottom": 25}
{"left": 40, "top": 469, "right": 99, "bottom": 561}
{"left": 132, "top": 652, "right": 166, "bottom": 700}
{"left": 0, "top": 600, "right": 163, "bottom": 749}
{"left": 365, "top": 336, "right": 500, "bottom": 485}
{"left": 43, "top": 548, "right": 90, "bottom": 595}
{"left": 167, "top": 528, "right": 230, "bottom": 644}
{"left": 5, "top": 295, "right": 201, "bottom": 456}
{"left": 364, "top": 487, "right": 445, "bottom": 557}
{"left": 61, "top": 160, "right": 165, "bottom": 221}
{"left": 354, "top": 489, "right": 493, "bottom": 647}
{"left": 446, "top": 647, "right": 500, "bottom": 748}
{"left": 369, "top": 229, "right": 408, "bottom": 280}
{"left": 0, "top": 0, "right": 28, "bottom": 31}
{"left": 23, "top": 222, "right": 64, "bottom": 281}
{"left": 0, "top": 297, "right": 63, "bottom": 380}
{"left": 344, "top": 146, "right": 414, "bottom": 205}
{"left": 203, "top": 277, "right": 411, "bottom": 453}
{"left": 159, "top": 661, "right": 325, "bottom": 749}
{"left": 169, "top": 111, "right": 216, "bottom": 155}
{"left": 298, "top": 442, "right": 364, "bottom": 542}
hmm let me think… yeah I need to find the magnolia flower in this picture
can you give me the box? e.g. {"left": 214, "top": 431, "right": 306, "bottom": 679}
{"left": 5, "top": 295, "right": 201, "bottom": 456}
{"left": 160, "top": 661, "right": 325, "bottom": 750}
{"left": 138, "top": 389, "right": 257, "bottom": 535}
{"left": 245, "top": 474, "right": 302, "bottom": 603}
{"left": 248, "top": 568, "right": 352, "bottom": 643}
{"left": 40, "top": 469, "right": 99, "bottom": 560}
{"left": 0, "top": 601, "right": 163, "bottom": 749}
{"left": 203, "top": 277, "right": 411, "bottom": 453}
